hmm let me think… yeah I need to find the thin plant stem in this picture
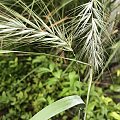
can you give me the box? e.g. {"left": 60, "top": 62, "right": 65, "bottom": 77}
{"left": 0, "top": 50, "right": 91, "bottom": 66}
{"left": 63, "top": 61, "right": 74, "bottom": 74}
{"left": 84, "top": 67, "right": 93, "bottom": 120}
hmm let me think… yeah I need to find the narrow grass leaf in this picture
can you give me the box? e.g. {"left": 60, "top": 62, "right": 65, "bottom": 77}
{"left": 30, "top": 95, "right": 84, "bottom": 120}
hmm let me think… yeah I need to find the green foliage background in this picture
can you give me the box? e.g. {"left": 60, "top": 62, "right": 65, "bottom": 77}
{"left": 0, "top": 54, "right": 120, "bottom": 120}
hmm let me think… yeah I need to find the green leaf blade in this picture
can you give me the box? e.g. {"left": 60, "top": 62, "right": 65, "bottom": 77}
{"left": 30, "top": 95, "right": 84, "bottom": 120}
